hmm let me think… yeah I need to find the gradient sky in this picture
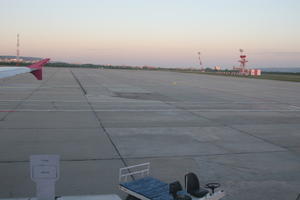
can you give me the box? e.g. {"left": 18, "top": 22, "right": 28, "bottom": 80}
{"left": 0, "top": 0, "right": 299, "bottom": 68}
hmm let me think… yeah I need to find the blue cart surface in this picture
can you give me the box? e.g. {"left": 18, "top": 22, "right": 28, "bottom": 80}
{"left": 120, "top": 176, "right": 172, "bottom": 200}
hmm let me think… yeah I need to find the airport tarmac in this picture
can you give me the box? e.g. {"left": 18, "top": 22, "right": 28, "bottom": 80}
{"left": 0, "top": 67, "right": 300, "bottom": 200}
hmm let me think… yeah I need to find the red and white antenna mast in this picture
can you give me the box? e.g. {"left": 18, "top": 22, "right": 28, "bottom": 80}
{"left": 16, "top": 33, "right": 20, "bottom": 65}
{"left": 238, "top": 49, "right": 248, "bottom": 73}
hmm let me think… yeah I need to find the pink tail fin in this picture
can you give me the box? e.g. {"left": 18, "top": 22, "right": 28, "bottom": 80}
{"left": 28, "top": 58, "right": 50, "bottom": 80}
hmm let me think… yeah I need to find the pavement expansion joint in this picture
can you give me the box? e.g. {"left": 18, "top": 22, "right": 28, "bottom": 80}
{"left": 0, "top": 150, "right": 289, "bottom": 164}
{"left": 160, "top": 101, "right": 293, "bottom": 154}
{"left": 69, "top": 69, "right": 128, "bottom": 169}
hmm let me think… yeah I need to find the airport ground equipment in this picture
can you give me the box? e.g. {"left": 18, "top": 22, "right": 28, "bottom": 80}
{"left": 119, "top": 163, "right": 225, "bottom": 200}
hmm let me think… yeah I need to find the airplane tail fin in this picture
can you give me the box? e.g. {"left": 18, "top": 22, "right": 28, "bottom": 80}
{"left": 28, "top": 58, "right": 50, "bottom": 80}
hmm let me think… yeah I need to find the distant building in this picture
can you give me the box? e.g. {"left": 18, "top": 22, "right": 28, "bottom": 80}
{"left": 232, "top": 67, "right": 261, "bottom": 76}
{"left": 249, "top": 69, "right": 261, "bottom": 76}
{"left": 0, "top": 56, "right": 41, "bottom": 64}
{"left": 214, "top": 66, "right": 221, "bottom": 71}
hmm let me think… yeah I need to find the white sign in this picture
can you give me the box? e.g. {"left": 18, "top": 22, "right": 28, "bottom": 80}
{"left": 30, "top": 155, "right": 60, "bottom": 200}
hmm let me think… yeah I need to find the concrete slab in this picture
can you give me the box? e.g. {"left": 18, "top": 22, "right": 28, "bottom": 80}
{"left": 90, "top": 101, "right": 174, "bottom": 111}
{"left": 193, "top": 111, "right": 300, "bottom": 126}
{"left": 8, "top": 100, "right": 91, "bottom": 111}
{"left": 54, "top": 101, "right": 91, "bottom": 110}
{"left": 233, "top": 124, "right": 300, "bottom": 148}
{"left": 98, "top": 111, "right": 218, "bottom": 128}
{"left": 288, "top": 147, "right": 300, "bottom": 156}
{"left": 0, "top": 93, "right": 29, "bottom": 101}
{"left": 0, "top": 160, "right": 125, "bottom": 198}
{"left": 0, "top": 128, "right": 119, "bottom": 161}
{"left": 0, "top": 111, "right": 99, "bottom": 129}
{"left": 107, "top": 85, "right": 151, "bottom": 94}
{"left": 194, "top": 152, "right": 300, "bottom": 200}
{"left": 17, "top": 103, "right": 55, "bottom": 110}
{"left": 109, "top": 128, "right": 227, "bottom": 157}
{"left": 0, "top": 68, "right": 299, "bottom": 200}
{"left": 108, "top": 127, "right": 284, "bottom": 158}
{"left": 184, "top": 126, "right": 285, "bottom": 153}
{"left": 28, "top": 93, "right": 87, "bottom": 102}
{"left": 0, "top": 112, "right": 8, "bottom": 118}
{"left": 57, "top": 160, "right": 125, "bottom": 197}
{"left": 171, "top": 101, "right": 293, "bottom": 111}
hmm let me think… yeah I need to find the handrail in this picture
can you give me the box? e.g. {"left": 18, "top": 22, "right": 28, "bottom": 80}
{"left": 119, "top": 163, "right": 150, "bottom": 183}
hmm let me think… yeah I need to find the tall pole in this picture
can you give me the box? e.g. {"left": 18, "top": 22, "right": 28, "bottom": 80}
{"left": 239, "top": 49, "right": 243, "bottom": 71}
{"left": 197, "top": 51, "right": 203, "bottom": 70}
{"left": 16, "top": 33, "right": 20, "bottom": 65}
{"left": 238, "top": 49, "right": 248, "bottom": 73}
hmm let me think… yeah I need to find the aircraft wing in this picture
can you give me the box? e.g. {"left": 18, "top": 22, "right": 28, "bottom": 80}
{"left": 0, "top": 58, "right": 50, "bottom": 80}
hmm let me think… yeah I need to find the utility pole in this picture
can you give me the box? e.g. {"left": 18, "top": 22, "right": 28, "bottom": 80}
{"left": 16, "top": 33, "right": 20, "bottom": 65}
{"left": 197, "top": 51, "right": 203, "bottom": 71}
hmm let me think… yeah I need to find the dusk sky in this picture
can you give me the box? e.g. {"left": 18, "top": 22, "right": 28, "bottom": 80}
{"left": 1, "top": 0, "right": 299, "bottom": 68}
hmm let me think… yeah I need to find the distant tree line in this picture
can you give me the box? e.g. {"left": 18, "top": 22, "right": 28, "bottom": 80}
{"left": 0, "top": 61, "right": 142, "bottom": 70}
{"left": 1, "top": 61, "right": 299, "bottom": 75}
{"left": 0, "top": 61, "right": 177, "bottom": 71}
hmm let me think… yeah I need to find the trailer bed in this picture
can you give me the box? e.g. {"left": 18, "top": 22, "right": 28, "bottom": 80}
{"left": 120, "top": 176, "right": 172, "bottom": 200}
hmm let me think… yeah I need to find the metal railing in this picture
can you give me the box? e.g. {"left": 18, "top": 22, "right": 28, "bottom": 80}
{"left": 119, "top": 163, "right": 150, "bottom": 183}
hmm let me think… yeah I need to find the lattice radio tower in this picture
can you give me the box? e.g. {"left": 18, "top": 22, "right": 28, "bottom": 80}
{"left": 16, "top": 33, "right": 20, "bottom": 65}
{"left": 197, "top": 51, "right": 203, "bottom": 70}
{"left": 238, "top": 49, "right": 248, "bottom": 73}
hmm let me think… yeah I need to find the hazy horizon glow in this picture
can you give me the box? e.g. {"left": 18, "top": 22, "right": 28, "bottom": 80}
{"left": 1, "top": 0, "right": 299, "bottom": 68}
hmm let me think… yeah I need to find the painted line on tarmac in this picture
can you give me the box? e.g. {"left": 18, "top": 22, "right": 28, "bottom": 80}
{"left": 0, "top": 85, "right": 113, "bottom": 88}
{"left": 0, "top": 109, "right": 299, "bottom": 112}
{"left": 289, "top": 105, "right": 300, "bottom": 109}
{"left": 0, "top": 150, "right": 289, "bottom": 164}
{"left": 0, "top": 99, "right": 286, "bottom": 104}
